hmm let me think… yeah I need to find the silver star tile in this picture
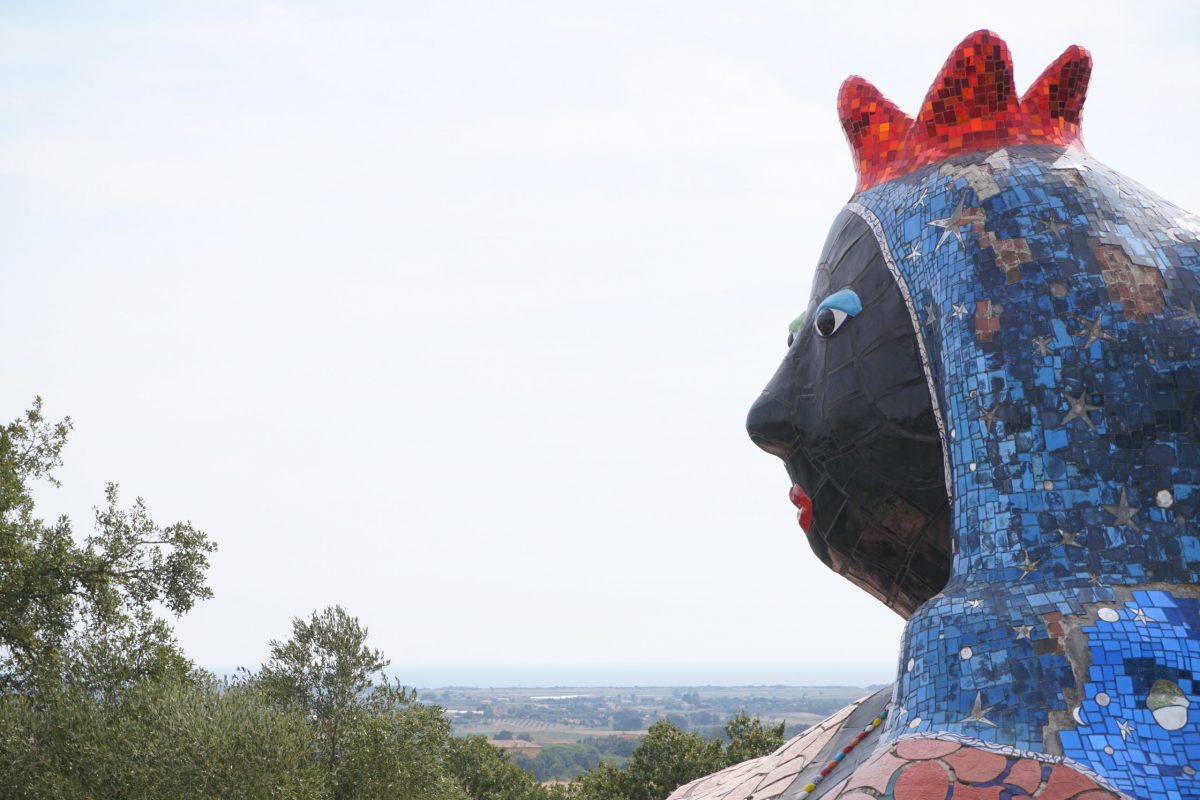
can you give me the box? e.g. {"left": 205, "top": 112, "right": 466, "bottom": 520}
{"left": 928, "top": 196, "right": 975, "bottom": 252}
{"left": 1039, "top": 216, "right": 1071, "bottom": 239}
{"left": 924, "top": 300, "right": 938, "bottom": 328}
{"left": 960, "top": 692, "right": 997, "bottom": 727}
{"left": 1073, "top": 313, "right": 1117, "bottom": 348}
{"left": 1061, "top": 390, "right": 1101, "bottom": 432}
{"left": 1052, "top": 149, "right": 1091, "bottom": 173}
{"left": 1103, "top": 487, "right": 1141, "bottom": 531}
{"left": 1117, "top": 719, "right": 1135, "bottom": 741}
{"left": 906, "top": 242, "right": 922, "bottom": 262}
{"left": 1012, "top": 624, "right": 1033, "bottom": 641}
{"left": 984, "top": 148, "right": 1010, "bottom": 171}
{"left": 1016, "top": 553, "right": 1041, "bottom": 582}
{"left": 1130, "top": 606, "right": 1153, "bottom": 624}
{"left": 1167, "top": 227, "right": 1196, "bottom": 244}
{"left": 980, "top": 404, "right": 1001, "bottom": 434}
{"left": 1174, "top": 299, "right": 1200, "bottom": 325}
{"left": 1032, "top": 336, "right": 1055, "bottom": 357}
{"left": 951, "top": 302, "right": 968, "bottom": 320}
{"left": 1055, "top": 529, "right": 1084, "bottom": 548}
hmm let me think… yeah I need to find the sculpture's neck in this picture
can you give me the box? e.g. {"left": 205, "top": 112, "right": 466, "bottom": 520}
{"left": 883, "top": 299, "right": 1199, "bottom": 754}
{"left": 934, "top": 339, "right": 1194, "bottom": 592}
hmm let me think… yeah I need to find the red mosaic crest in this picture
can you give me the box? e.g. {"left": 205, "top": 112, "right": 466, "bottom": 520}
{"left": 839, "top": 30, "right": 1092, "bottom": 191}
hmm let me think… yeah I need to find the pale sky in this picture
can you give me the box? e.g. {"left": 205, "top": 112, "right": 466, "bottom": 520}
{"left": 3, "top": 1, "right": 1199, "bottom": 686}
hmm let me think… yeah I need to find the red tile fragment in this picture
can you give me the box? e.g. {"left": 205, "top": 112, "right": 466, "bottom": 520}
{"left": 1037, "top": 764, "right": 1101, "bottom": 800}
{"left": 949, "top": 785, "right": 1003, "bottom": 800}
{"left": 895, "top": 738, "right": 961, "bottom": 760}
{"left": 945, "top": 747, "right": 1007, "bottom": 782}
{"left": 1094, "top": 243, "right": 1166, "bottom": 321}
{"left": 1005, "top": 758, "right": 1043, "bottom": 794}
{"left": 845, "top": 747, "right": 909, "bottom": 793}
{"left": 974, "top": 299, "right": 1003, "bottom": 342}
{"left": 977, "top": 230, "right": 1031, "bottom": 283}
{"left": 894, "top": 760, "right": 950, "bottom": 800}
{"left": 1041, "top": 611, "right": 1067, "bottom": 654}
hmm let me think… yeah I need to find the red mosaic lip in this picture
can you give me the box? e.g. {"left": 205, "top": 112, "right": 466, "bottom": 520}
{"left": 789, "top": 484, "right": 813, "bottom": 532}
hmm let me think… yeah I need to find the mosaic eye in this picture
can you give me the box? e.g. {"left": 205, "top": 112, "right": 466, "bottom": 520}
{"left": 813, "top": 288, "right": 861, "bottom": 338}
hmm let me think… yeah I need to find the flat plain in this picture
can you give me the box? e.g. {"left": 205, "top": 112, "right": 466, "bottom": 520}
{"left": 420, "top": 684, "right": 881, "bottom": 744}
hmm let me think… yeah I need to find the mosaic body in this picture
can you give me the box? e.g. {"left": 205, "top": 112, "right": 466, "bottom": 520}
{"left": 678, "top": 30, "right": 1200, "bottom": 800}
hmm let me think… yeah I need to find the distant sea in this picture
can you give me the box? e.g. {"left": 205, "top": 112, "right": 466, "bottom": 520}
{"left": 210, "top": 662, "right": 896, "bottom": 688}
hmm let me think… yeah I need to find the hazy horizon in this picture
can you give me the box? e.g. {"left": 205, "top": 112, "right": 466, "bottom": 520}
{"left": 207, "top": 660, "right": 897, "bottom": 689}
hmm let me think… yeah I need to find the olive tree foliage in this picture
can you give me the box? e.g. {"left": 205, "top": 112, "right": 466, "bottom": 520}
{"left": 722, "top": 712, "right": 786, "bottom": 766}
{"left": 0, "top": 595, "right": 484, "bottom": 800}
{"left": 0, "top": 398, "right": 216, "bottom": 693}
{"left": 572, "top": 713, "right": 788, "bottom": 800}
{"left": 332, "top": 701, "right": 467, "bottom": 800}
{"left": 447, "top": 735, "right": 570, "bottom": 800}
{"left": 257, "top": 605, "right": 476, "bottom": 800}
{"left": 573, "top": 720, "right": 725, "bottom": 800}
{"left": 259, "top": 606, "right": 398, "bottom": 774}
{"left": 0, "top": 674, "right": 325, "bottom": 800}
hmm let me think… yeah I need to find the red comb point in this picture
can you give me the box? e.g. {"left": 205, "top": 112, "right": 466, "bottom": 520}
{"left": 838, "top": 76, "right": 915, "bottom": 189}
{"left": 839, "top": 31, "right": 1092, "bottom": 192}
{"left": 1020, "top": 44, "right": 1092, "bottom": 146}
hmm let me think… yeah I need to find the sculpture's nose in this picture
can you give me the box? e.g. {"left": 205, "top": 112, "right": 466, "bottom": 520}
{"left": 746, "top": 390, "right": 797, "bottom": 460}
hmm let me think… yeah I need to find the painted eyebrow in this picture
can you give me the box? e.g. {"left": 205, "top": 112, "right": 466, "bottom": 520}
{"left": 816, "top": 288, "right": 862, "bottom": 316}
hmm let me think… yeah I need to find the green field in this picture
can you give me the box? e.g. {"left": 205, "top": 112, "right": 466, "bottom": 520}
{"left": 422, "top": 684, "right": 880, "bottom": 744}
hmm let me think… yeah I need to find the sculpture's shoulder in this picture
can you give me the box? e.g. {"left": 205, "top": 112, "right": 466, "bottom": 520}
{"left": 668, "top": 687, "right": 1127, "bottom": 800}
{"left": 667, "top": 686, "right": 891, "bottom": 800}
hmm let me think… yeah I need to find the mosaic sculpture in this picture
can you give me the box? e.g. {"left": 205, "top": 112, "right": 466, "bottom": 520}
{"left": 672, "top": 30, "right": 1200, "bottom": 800}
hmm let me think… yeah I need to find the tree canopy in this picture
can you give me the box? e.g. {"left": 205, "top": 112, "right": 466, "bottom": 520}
{"left": 0, "top": 398, "right": 215, "bottom": 694}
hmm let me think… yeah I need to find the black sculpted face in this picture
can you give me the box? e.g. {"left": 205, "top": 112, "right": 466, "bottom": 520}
{"left": 746, "top": 210, "right": 951, "bottom": 618}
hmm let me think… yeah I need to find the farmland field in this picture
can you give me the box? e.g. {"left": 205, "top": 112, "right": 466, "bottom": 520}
{"left": 421, "top": 684, "right": 881, "bottom": 743}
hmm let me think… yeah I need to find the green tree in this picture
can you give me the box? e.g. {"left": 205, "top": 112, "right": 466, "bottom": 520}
{"left": 572, "top": 761, "right": 630, "bottom": 800}
{"left": 514, "top": 741, "right": 612, "bottom": 782}
{"left": 723, "top": 711, "right": 786, "bottom": 765}
{"left": 258, "top": 605, "right": 396, "bottom": 778}
{"left": 574, "top": 720, "right": 725, "bottom": 800}
{"left": 447, "top": 736, "right": 568, "bottom": 800}
{"left": 611, "top": 709, "right": 644, "bottom": 731}
{"left": 0, "top": 674, "right": 325, "bottom": 799}
{"left": 333, "top": 700, "right": 464, "bottom": 800}
{"left": 0, "top": 398, "right": 216, "bottom": 694}
{"left": 256, "top": 604, "right": 487, "bottom": 800}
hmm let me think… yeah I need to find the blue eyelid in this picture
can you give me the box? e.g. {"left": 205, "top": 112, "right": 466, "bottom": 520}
{"left": 817, "top": 288, "right": 862, "bottom": 317}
